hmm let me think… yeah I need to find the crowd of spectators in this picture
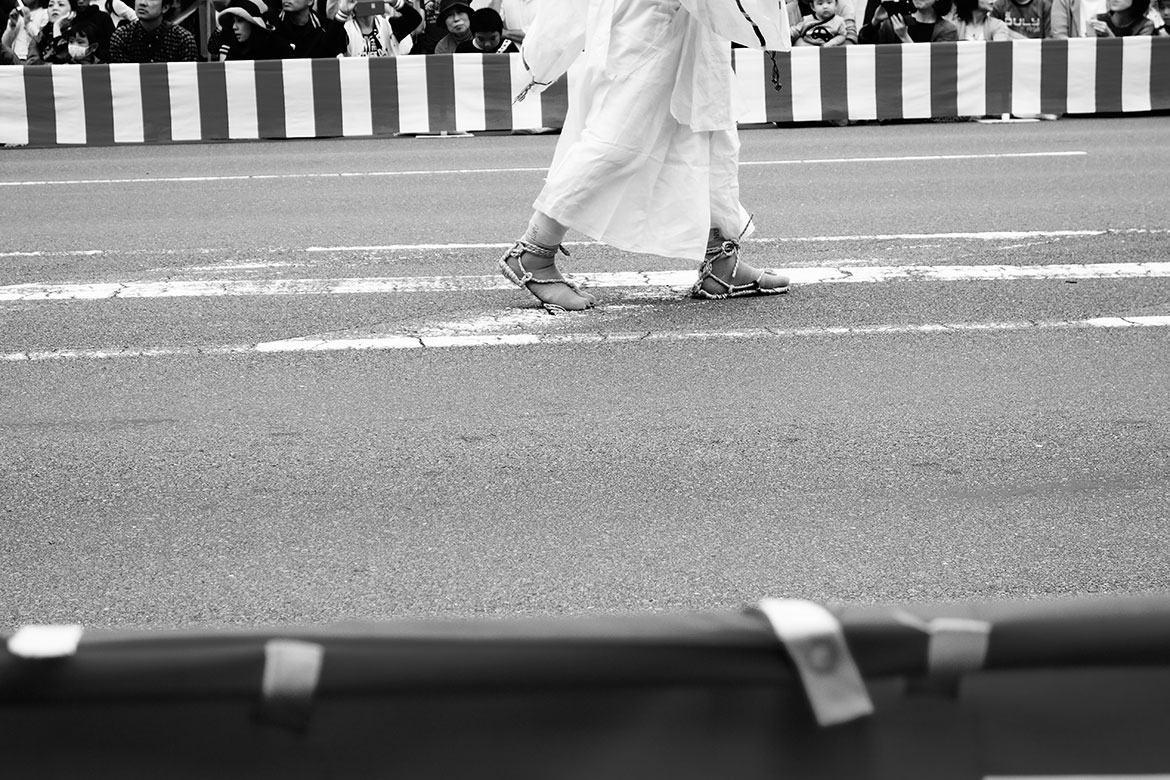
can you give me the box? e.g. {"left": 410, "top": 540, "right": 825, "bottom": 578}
{"left": 1, "top": 0, "right": 1166, "bottom": 65}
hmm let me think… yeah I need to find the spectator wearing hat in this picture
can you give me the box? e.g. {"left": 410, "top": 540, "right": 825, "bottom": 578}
{"left": 432, "top": 0, "right": 470, "bottom": 52}
{"left": 455, "top": 6, "right": 517, "bottom": 51}
{"left": 107, "top": 0, "right": 197, "bottom": 62}
{"left": 215, "top": 0, "right": 294, "bottom": 58}
{"left": 337, "top": 0, "right": 421, "bottom": 55}
{"left": 274, "top": 0, "right": 346, "bottom": 57}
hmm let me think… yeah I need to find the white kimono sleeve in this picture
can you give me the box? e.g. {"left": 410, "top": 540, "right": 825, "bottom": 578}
{"left": 677, "top": 0, "right": 791, "bottom": 51}
{"left": 516, "top": 0, "right": 587, "bottom": 98}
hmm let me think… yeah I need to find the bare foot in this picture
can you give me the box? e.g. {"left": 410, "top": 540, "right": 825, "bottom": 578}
{"left": 693, "top": 251, "right": 789, "bottom": 299}
{"left": 500, "top": 250, "right": 596, "bottom": 312}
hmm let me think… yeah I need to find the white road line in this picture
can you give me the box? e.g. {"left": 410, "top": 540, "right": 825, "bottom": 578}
{"left": 3, "top": 228, "right": 1162, "bottom": 260}
{"left": 305, "top": 229, "right": 1153, "bottom": 253}
{"left": 0, "top": 151, "right": 1086, "bottom": 188}
{"left": 2, "top": 262, "right": 1168, "bottom": 302}
{"left": 4, "top": 316, "right": 1168, "bottom": 363}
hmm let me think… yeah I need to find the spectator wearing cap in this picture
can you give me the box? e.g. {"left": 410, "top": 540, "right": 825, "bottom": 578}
{"left": 455, "top": 6, "right": 517, "bottom": 51}
{"left": 337, "top": 0, "right": 421, "bottom": 55}
{"left": 107, "top": 0, "right": 197, "bottom": 62}
{"left": 215, "top": 0, "right": 294, "bottom": 58}
{"left": 432, "top": 0, "right": 470, "bottom": 52}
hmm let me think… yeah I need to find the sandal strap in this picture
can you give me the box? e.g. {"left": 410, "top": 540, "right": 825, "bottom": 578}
{"left": 498, "top": 240, "right": 584, "bottom": 292}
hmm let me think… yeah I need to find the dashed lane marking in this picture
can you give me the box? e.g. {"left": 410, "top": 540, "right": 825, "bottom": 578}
{"left": 3, "top": 316, "right": 1169, "bottom": 362}
{"left": 0, "top": 151, "right": 1086, "bottom": 188}
{"left": 2, "top": 261, "right": 1168, "bottom": 302}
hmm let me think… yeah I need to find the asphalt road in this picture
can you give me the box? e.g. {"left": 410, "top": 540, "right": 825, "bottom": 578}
{"left": 2, "top": 116, "right": 1168, "bottom": 632}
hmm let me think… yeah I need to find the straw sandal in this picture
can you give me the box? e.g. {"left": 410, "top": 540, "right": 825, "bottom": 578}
{"left": 498, "top": 239, "right": 595, "bottom": 314}
{"left": 690, "top": 236, "right": 790, "bottom": 300}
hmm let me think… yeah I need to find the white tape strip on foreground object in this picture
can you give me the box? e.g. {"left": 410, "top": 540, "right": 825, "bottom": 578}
{"left": 7, "top": 624, "right": 84, "bottom": 658}
{"left": 259, "top": 639, "right": 325, "bottom": 731}
{"left": 758, "top": 598, "right": 874, "bottom": 727}
{"left": 893, "top": 611, "right": 992, "bottom": 676}
{"left": 927, "top": 618, "right": 992, "bottom": 676}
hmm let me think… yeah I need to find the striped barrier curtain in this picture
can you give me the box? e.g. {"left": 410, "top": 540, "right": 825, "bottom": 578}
{"left": 1, "top": 39, "right": 1167, "bottom": 147}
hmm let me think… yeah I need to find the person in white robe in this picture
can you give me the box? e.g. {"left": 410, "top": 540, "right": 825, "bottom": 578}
{"left": 498, "top": 0, "right": 792, "bottom": 313}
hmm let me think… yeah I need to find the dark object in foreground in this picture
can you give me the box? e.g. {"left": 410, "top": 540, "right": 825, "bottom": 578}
{"left": 2, "top": 595, "right": 1169, "bottom": 779}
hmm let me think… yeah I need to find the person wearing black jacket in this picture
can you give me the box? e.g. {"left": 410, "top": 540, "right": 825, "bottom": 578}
{"left": 275, "top": 0, "right": 346, "bottom": 57}
{"left": 216, "top": 0, "right": 294, "bottom": 59}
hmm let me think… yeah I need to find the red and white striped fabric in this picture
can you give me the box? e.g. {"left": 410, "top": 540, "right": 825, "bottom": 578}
{"left": 734, "top": 38, "right": 1170, "bottom": 124}
{"left": 1, "top": 40, "right": 1166, "bottom": 147}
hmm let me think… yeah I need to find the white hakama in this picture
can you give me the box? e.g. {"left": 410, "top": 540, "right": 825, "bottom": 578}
{"left": 522, "top": 0, "right": 788, "bottom": 261}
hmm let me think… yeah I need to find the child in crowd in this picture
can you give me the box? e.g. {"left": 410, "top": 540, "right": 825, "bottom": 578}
{"left": 455, "top": 6, "right": 518, "bottom": 51}
{"left": 338, "top": 0, "right": 421, "bottom": 56}
{"left": 791, "top": 0, "right": 849, "bottom": 44}
{"left": 216, "top": 0, "right": 294, "bottom": 59}
{"left": 952, "top": 0, "right": 1013, "bottom": 38}
{"left": 1090, "top": 0, "right": 1157, "bottom": 33}
{"left": 61, "top": 5, "right": 113, "bottom": 61}
{"left": 1155, "top": 0, "right": 1170, "bottom": 33}
{"left": 432, "top": 0, "right": 470, "bottom": 52}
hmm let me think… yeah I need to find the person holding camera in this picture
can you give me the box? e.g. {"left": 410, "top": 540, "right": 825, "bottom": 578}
{"left": 337, "top": 0, "right": 422, "bottom": 56}
{"left": 872, "top": 0, "right": 957, "bottom": 41}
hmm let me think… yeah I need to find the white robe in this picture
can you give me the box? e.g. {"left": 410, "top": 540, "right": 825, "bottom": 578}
{"left": 521, "top": 0, "right": 788, "bottom": 261}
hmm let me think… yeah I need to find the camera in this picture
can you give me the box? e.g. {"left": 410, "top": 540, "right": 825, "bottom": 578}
{"left": 880, "top": 0, "right": 916, "bottom": 15}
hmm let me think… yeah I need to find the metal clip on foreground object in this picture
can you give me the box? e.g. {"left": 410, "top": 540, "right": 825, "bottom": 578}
{"left": 758, "top": 598, "right": 874, "bottom": 727}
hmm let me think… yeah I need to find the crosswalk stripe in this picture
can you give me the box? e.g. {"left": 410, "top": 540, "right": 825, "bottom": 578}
{"left": 4, "top": 316, "right": 1169, "bottom": 363}
{"left": 3, "top": 262, "right": 1168, "bottom": 302}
